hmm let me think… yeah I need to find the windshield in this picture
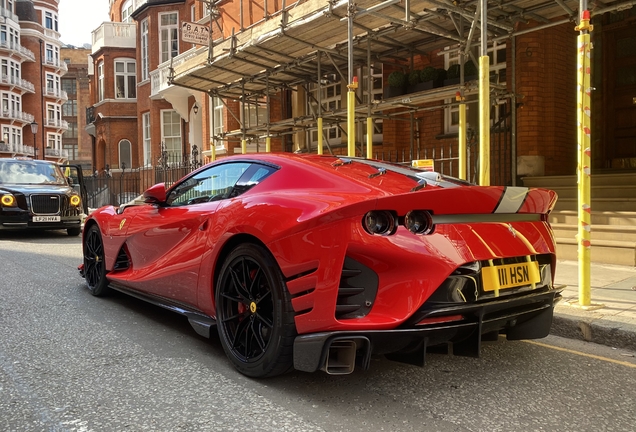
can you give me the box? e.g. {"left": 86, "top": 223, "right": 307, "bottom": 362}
{"left": 0, "top": 160, "right": 67, "bottom": 185}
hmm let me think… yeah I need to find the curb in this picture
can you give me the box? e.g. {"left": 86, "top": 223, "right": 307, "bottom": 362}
{"left": 551, "top": 311, "right": 636, "bottom": 352}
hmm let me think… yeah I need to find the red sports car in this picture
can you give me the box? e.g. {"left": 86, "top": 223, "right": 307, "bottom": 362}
{"left": 80, "top": 153, "right": 561, "bottom": 377}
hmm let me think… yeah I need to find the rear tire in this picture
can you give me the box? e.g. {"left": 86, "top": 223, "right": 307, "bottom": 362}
{"left": 83, "top": 225, "right": 110, "bottom": 296}
{"left": 215, "top": 243, "right": 296, "bottom": 378}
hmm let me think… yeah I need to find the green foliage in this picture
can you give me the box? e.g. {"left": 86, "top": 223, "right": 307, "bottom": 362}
{"left": 419, "top": 66, "right": 438, "bottom": 82}
{"left": 388, "top": 70, "right": 407, "bottom": 88}
{"left": 446, "top": 64, "right": 461, "bottom": 79}
{"left": 408, "top": 70, "right": 421, "bottom": 86}
{"left": 436, "top": 68, "right": 447, "bottom": 81}
{"left": 464, "top": 60, "right": 478, "bottom": 77}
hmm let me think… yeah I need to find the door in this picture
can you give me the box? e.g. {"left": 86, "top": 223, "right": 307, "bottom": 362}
{"left": 120, "top": 162, "right": 253, "bottom": 306}
{"left": 604, "top": 24, "right": 636, "bottom": 168}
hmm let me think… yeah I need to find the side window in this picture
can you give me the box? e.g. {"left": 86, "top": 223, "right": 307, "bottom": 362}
{"left": 167, "top": 162, "right": 252, "bottom": 206}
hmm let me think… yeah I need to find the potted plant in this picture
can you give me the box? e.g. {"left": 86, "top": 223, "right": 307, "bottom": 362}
{"left": 416, "top": 66, "right": 437, "bottom": 91}
{"left": 434, "top": 68, "right": 447, "bottom": 87}
{"left": 384, "top": 70, "right": 407, "bottom": 98}
{"left": 444, "top": 61, "right": 479, "bottom": 86}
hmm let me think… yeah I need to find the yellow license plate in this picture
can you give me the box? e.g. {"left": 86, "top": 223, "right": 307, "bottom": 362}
{"left": 481, "top": 261, "right": 541, "bottom": 291}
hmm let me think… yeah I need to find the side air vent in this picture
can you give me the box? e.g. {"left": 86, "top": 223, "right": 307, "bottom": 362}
{"left": 113, "top": 247, "right": 131, "bottom": 271}
{"left": 335, "top": 257, "right": 379, "bottom": 320}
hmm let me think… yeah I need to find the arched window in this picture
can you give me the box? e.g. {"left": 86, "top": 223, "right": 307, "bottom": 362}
{"left": 118, "top": 139, "right": 132, "bottom": 169}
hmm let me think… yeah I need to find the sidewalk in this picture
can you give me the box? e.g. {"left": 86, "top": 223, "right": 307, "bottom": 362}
{"left": 551, "top": 260, "right": 636, "bottom": 351}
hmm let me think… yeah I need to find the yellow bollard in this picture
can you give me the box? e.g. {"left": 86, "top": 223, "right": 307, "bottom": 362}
{"left": 458, "top": 93, "right": 467, "bottom": 181}
{"left": 241, "top": 139, "right": 247, "bottom": 155}
{"left": 317, "top": 117, "right": 323, "bottom": 155}
{"left": 366, "top": 117, "right": 373, "bottom": 159}
{"left": 266, "top": 136, "right": 271, "bottom": 153}
{"left": 347, "top": 77, "right": 358, "bottom": 157}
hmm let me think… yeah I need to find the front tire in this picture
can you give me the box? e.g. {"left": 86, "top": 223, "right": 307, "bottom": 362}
{"left": 215, "top": 243, "right": 296, "bottom": 378}
{"left": 83, "top": 224, "right": 110, "bottom": 296}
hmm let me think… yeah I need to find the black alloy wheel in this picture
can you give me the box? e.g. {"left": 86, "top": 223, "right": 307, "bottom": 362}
{"left": 216, "top": 243, "right": 296, "bottom": 378}
{"left": 83, "top": 224, "right": 110, "bottom": 296}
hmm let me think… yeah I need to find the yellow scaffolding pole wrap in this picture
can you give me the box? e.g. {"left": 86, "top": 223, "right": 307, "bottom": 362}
{"left": 265, "top": 136, "right": 271, "bottom": 153}
{"left": 366, "top": 117, "right": 373, "bottom": 159}
{"left": 347, "top": 88, "right": 356, "bottom": 157}
{"left": 478, "top": 56, "right": 490, "bottom": 186}
{"left": 317, "top": 117, "right": 323, "bottom": 155}
{"left": 241, "top": 139, "right": 247, "bottom": 154}
{"left": 458, "top": 95, "right": 467, "bottom": 181}
{"left": 210, "top": 141, "right": 216, "bottom": 161}
{"left": 575, "top": 12, "right": 593, "bottom": 307}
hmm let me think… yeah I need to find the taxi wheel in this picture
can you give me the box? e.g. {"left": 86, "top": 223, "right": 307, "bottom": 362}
{"left": 67, "top": 227, "right": 81, "bottom": 236}
{"left": 83, "top": 225, "right": 110, "bottom": 296}
{"left": 216, "top": 243, "right": 296, "bottom": 378}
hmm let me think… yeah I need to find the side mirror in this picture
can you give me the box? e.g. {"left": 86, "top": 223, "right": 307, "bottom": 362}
{"left": 143, "top": 183, "right": 167, "bottom": 204}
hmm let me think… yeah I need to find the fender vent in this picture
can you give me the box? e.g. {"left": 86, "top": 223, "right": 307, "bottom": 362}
{"left": 335, "top": 257, "right": 379, "bottom": 320}
{"left": 113, "top": 247, "right": 130, "bottom": 271}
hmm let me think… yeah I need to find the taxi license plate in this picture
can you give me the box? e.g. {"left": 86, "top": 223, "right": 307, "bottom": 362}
{"left": 33, "top": 216, "right": 61, "bottom": 222}
{"left": 481, "top": 261, "right": 541, "bottom": 291}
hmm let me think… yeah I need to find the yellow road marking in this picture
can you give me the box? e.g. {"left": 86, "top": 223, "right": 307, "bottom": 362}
{"left": 523, "top": 340, "right": 636, "bottom": 368}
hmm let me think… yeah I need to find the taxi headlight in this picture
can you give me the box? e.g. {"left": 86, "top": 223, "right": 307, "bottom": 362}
{"left": 70, "top": 195, "right": 81, "bottom": 206}
{"left": 1, "top": 194, "right": 16, "bottom": 207}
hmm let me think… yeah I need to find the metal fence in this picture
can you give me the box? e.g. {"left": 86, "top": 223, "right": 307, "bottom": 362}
{"left": 84, "top": 153, "right": 201, "bottom": 210}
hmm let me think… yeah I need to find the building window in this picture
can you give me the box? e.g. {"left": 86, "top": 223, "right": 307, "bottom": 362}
{"left": 115, "top": 59, "right": 136, "bottom": 99}
{"left": 97, "top": 61, "right": 104, "bottom": 101}
{"left": 140, "top": 19, "right": 149, "bottom": 81}
{"left": 62, "top": 100, "right": 77, "bottom": 116}
{"left": 2, "top": 92, "right": 21, "bottom": 114}
{"left": 1, "top": 57, "right": 21, "bottom": 84}
{"left": 121, "top": 0, "right": 133, "bottom": 23}
{"left": 443, "top": 43, "right": 507, "bottom": 133}
{"left": 44, "top": 11, "right": 58, "bottom": 32}
{"left": 358, "top": 63, "right": 383, "bottom": 142}
{"left": 0, "top": 24, "right": 19, "bottom": 49}
{"left": 47, "top": 103, "right": 62, "bottom": 127}
{"left": 62, "top": 78, "right": 76, "bottom": 95}
{"left": 63, "top": 122, "right": 77, "bottom": 138}
{"left": 2, "top": 125, "right": 21, "bottom": 147}
{"left": 161, "top": 110, "right": 182, "bottom": 160}
{"left": 45, "top": 43, "right": 59, "bottom": 66}
{"left": 47, "top": 133, "right": 61, "bottom": 150}
{"left": 46, "top": 73, "right": 60, "bottom": 96}
{"left": 119, "top": 139, "right": 132, "bottom": 169}
{"left": 63, "top": 143, "right": 77, "bottom": 160}
{"left": 159, "top": 12, "right": 179, "bottom": 63}
{"left": 307, "top": 74, "right": 342, "bottom": 146}
{"left": 209, "top": 96, "right": 224, "bottom": 137}
{"left": 142, "top": 112, "right": 151, "bottom": 166}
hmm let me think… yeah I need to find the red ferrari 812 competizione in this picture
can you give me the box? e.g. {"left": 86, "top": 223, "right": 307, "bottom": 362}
{"left": 80, "top": 153, "right": 562, "bottom": 377}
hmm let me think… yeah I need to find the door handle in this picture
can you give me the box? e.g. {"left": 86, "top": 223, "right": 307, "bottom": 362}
{"left": 199, "top": 220, "right": 209, "bottom": 231}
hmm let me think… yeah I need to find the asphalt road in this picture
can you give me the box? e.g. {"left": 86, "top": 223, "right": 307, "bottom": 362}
{"left": 1, "top": 230, "right": 635, "bottom": 432}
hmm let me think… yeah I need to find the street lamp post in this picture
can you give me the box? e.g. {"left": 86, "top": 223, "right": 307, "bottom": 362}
{"left": 30, "top": 121, "right": 38, "bottom": 159}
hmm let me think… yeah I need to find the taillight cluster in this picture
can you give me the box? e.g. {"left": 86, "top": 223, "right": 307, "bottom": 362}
{"left": 362, "top": 210, "right": 434, "bottom": 236}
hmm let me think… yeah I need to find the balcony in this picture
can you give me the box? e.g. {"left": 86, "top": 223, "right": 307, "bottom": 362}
{"left": 151, "top": 50, "right": 202, "bottom": 100}
{"left": 45, "top": 148, "right": 69, "bottom": 158}
{"left": 0, "top": 41, "right": 36, "bottom": 62}
{"left": 46, "top": 119, "right": 69, "bottom": 130}
{"left": 86, "top": 106, "right": 96, "bottom": 124}
{"left": 92, "top": 22, "right": 136, "bottom": 54}
{"left": 43, "top": 57, "right": 68, "bottom": 73}
{"left": 0, "top": 109, "right": 34, "bottom": 124}
{"left": 0, "top": 75, "right": 35, "bottom": 93}
{"left": 44, "top": 87, "right": 68, "bottom": 102}
{"left": 0, "top": 6, "right": 18, "bottom": 23}
{"left": 0, "top": 141, "right": 35, "bottom": 156}
{"left": 44, "top": 28, "right": 61, "bottom": 42}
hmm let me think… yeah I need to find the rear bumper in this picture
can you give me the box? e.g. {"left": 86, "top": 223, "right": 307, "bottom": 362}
{"left": 293, "top": 288, "right": 562, "bottom": 374}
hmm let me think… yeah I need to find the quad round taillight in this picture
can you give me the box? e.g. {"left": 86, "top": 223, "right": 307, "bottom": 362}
{"left": 404, "top": 210, "right": 434, "bottom": 235}
{"left": 363, "top": 210, "right": 397, "bottom": 236}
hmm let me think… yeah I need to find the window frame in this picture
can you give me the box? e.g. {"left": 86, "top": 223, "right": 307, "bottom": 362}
{"left": 118, "top": 139, "right": 132, "bottom": 169}
{"left": 160, "top": 109, "right": 182, "bottom": 161}
{"left": 114, "top": 58, "right": 137, "bottom": 99}
{"left": 159, "top": 12, "right": 179, "bottom": 64}
{"left": 142, "top": 112, "right": 151, "bottom": 166}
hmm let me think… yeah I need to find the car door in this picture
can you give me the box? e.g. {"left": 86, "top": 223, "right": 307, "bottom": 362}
{"left": 121, "top": 162, "right": 253, "bottom": 306}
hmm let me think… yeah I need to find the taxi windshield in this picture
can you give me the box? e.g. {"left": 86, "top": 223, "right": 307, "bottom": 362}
{"left": 0, "top": 160, "right": 67, "bottom": 185}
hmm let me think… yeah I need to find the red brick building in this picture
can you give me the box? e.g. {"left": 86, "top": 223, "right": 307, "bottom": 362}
{"left": 0, "top": 0, "right": 68, "bottom": 162}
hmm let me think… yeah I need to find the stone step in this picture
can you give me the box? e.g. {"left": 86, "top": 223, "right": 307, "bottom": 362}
{"left": 523, "top": 173, "right": 636, "bottom": 188}
{"left": 555, "top": 237, "right": 636, "bottom": 266}
{"left": 548, "top": 185, "right": 636, "bottom": 200}
{"left": 554, "top": 198, "right": 636, "bottom": 212}
{"left": 552, "top": 224, "right": 636, "bottom": 243}
{"left": 549, "top": 210, "right": 636, "bottom": 226}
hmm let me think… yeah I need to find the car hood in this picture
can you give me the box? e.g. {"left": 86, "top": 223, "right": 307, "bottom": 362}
{"left": 0, "top": 184, "right": 73, "bottom": 195}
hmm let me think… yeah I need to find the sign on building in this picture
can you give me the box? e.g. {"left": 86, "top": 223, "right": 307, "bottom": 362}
{"left": 181, "top": 22, "right": 210, "bottom": 45}
{"left": 412, "top": 159, "right": 435, "bottom": 171}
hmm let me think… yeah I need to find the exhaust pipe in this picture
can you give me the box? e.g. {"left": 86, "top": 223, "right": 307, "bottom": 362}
{"left": 323, "top": 340, "right": 357, "bottom": 375}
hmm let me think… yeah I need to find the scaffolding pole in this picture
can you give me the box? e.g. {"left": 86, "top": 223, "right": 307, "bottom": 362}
{"left": 574, "top": 6, "right": 601, "bottom": 309}
{"left": 347, "top": 0, "right": 357, "bottom": 157}
{"left": 478, "top": 0, "right": 490, "bottom": 186}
